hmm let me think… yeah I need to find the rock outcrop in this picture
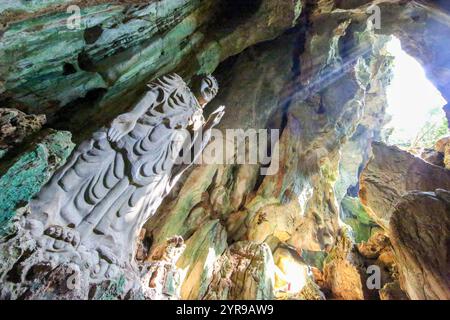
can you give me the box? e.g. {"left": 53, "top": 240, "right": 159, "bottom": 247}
{"left": 360, "top": 142, "right": 450, "bottom": 230}
{"left": 0, "top": 108, "right": 46, "bottom": 154}
{"left": 341, "top": 196, "right": 378, "bottom": 243}
{"left": 0, "top": 129, "right": 74, "bottom": 232}
{"left": 390, "top": 190, "right": 450, "bottom": 300}
{"left": 0, "top": 0, "right": 302, "bottom": 136}
{"left": 202, "top": 241, "right": 275, "bottom": 300}
{"left": 321, "top": 230, "right": 368, "bottom": 300}
{"left": 436, "top": 136, "right": 450, "bottom": 169}
{"left": 360, "top": 142, "right": 449, "bottom": 300}
{"left": 120, "top": 0, "right": 450, "bottom": 300}
{"left": 175, "top": 220, "right": 227, "bottom": 300}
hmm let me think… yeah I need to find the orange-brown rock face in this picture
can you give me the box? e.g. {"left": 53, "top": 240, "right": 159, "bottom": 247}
{"left": 357, "top": 231, "right": 407, "bottom": 300}
{"left": 322, "top": 231, "right": 367, "bottom": 300}
{"left": 436, "top": 136, "right": 450, "bottom": 169}
{"left": 379, "top": 281, "right": 408, "bottom": 300}
{"left": 390, "top": 190, "right": 450, "bottom": 300}
{"left": 359, "top": 142, "right": 450, "bottom": 230}
{"left": 359, "top": 142, "right": 450, "bottom": 300}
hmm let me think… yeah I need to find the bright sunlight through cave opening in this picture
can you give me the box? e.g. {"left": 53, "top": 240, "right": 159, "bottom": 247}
{"left": 384, "top": 37, "right": 448, "bottom": 149}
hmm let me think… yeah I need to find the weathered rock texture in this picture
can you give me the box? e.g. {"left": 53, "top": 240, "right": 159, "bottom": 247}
{"left": 390, "top": 190, "right": 450, "bottom": 300}
{"left": 436, "top": 136, "right": 450, "bottom": 169}
{"left": 135, "top": 1, "right": 450, "bottom": 299}
{"left": 357, "top": 231, "right": 406, "bottom": 300}
{"left": 322, "top": 230, "right": 368, "bottom": 300}
{"left": 176, "top": 220, "right": 227, "bottom": 300}
{"left": 360, "top": 142, "right": 450, "bottom": 230}
{"left": 341, "top": 196, "right": 378, "bottom": 243}
{"left": 0, "top": 108, "right": 46, "bottom": 153}
{"left": 202, "top": 241, "right": 275, "bottom": 300}
{"left": 0, "top": 0, "right": 302, "bottom": 138}
{"left": 0, "top": 129, "right": 74, "bottom": 232}
{"left": 321, "top": 228, "right": 406, "bottom": 300}
{"left": 360, "top": 142, "right": 449, "bottom": 300}
{"left": 379, "top": 280, "right": 407, "bottom": 300}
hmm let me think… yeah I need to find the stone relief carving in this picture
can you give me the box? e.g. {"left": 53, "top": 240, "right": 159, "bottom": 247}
{"left": 0, "top": 74, "right": 224, "bottom": 298}
{"left": 140, "top": 236, "right": 186, "bottom": 300}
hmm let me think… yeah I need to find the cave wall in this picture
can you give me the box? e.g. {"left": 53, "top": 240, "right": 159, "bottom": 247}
{"left": 0, "top": 0, "right": 449, "bottom": 300}
{"left": 0, "top": 0, "right": 302, "bottom": 138}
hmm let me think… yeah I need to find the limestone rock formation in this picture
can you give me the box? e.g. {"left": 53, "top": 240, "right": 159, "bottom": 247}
{"left": 322, "top": 230, "right": 367, "bottom": 300}
{"left": 360, "top": 142, "right": 450, "bottom": 230}
{"left": 436, "top": 136, "right": 450, "bottom": 169}
{"left": 390, "top": 190, "right": 450, "bottom": 300}
{"left": 357, "top": 232, "right": 391, "bottom": 260}
{"left": 341, "top": 196, "right": 378, "bottom": 243}
{"left": 0, "top": 0, "right": 302, "bottom": 136}
{"left": 0, "top": 108, "right": 46, "bottom": 154}
{"left": 357, "top": 231, "right": 406, "bottom": 300}
{"left": 420, "top": 148, "right": 445, "bottom": 168}
{"left": 379, "top": 281, "right": 408, "bottom": 301}
{"left": 145, "top": 164, "right": 219, "bottom": 251}
{"left": 113, "top": 0, "right": 450, "bottom": 300}
{"left": 202, "top": 241, "right": 275, "bottom": 300}
{"left": 321, "top": 229, "right": 406, "bottom": 300}
{"left": 175, "top": 220, "right": 227, "bottom": 300}
{"left": 359, "top": 142, "right": 450, "bottom": 300}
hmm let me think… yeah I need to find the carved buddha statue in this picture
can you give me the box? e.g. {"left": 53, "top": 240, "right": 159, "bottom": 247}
{"left": 26, "top": 74, "right": 224, "bottom": 267}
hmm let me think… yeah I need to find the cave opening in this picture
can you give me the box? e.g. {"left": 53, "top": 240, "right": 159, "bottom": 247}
{"left": 340, "top": 35, "right": 449, "bottom": 244}
{"left": 383, "top": 37, "right": 449, "bottom": 149}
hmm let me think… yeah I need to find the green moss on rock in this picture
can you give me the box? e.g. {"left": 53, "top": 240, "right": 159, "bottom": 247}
{"left": 341, "top": 196, "right": 377, "bottom": 243}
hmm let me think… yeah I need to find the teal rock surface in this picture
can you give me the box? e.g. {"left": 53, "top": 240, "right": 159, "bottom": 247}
{"left": 0, "top": 129, "right": 74, "bottom": 232}
{"left": 0, "top": 0, "right": 302, "bottom": 134}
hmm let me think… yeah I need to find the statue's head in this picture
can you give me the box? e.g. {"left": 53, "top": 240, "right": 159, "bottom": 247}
{"left": 192, "top": 75, "right": 219, "bottom": 107}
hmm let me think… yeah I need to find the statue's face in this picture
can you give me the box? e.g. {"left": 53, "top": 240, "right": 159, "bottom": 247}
{"left": 200, "top": 75, "right": 219, "bottom": 105}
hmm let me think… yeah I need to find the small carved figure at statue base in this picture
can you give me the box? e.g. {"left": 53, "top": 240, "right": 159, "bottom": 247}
{"left": 140, "top": 236, "right": 186, "bottom": 300}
